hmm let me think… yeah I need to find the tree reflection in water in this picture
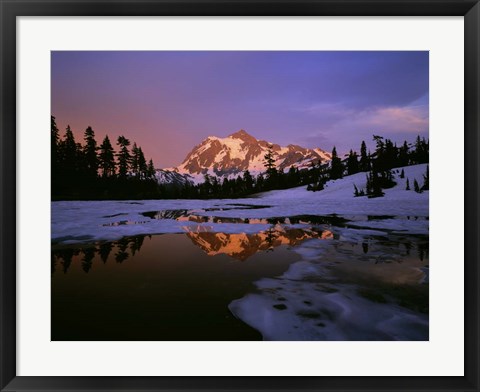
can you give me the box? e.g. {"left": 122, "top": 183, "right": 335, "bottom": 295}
{"left": 52, "top": 236, "right": 148, "bottom": 273}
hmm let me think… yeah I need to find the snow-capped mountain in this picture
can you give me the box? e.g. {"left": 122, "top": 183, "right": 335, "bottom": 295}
{"left": 166, "top": 130, "right": 331, "bottom": 183}
{"left": 154, "top": 169, "right": 194, "bottom": 187}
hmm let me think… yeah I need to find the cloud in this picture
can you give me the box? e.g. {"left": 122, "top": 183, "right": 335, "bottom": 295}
{"left": 365, "top": 106, "right": 428, "bottom": 133}
{"left": 298, "top": 102, "right": 429, "bottom": 153}
{"left": 301, "top": 102, "right": 428, "bottom": 133}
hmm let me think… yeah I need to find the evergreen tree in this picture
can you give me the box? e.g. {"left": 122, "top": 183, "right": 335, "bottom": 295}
{"left": 406, "top": 178, "right": 410, "bottom": 190}
{"left": 422, "top": 165, "right": 429, "bottom": 191}
{"left": 137, "top": 147, "right": 148, "bottom": 179}
{"left": 51, "top": 116, "right": 60, "bottom": 191}
{"left": 243, "top": 170, "right": 254, "bottom": 192}
{"left": 383, "top": 138, "right": 398, "bottom": 170}
{"left": 277, "top": 168, "right": 287, "bottom": 189}
{"left": 222, "top": 177, "right": 231, "bottom": 195}
{"left": 58, "top": 125, "right": 84, "bottom": 187}
{"left": 202, "top": 173, "right": 212, "bottom": 195}
{"left": 212, "top": 176, "right": 221, "bottom": 195}
{"left": 287, "top": 166, "right": 301, "bottom": 188}
{"left": 413, "top": 135, "right": 429, "bottom": 164}
{"left": 365, "top": 171, "right": 384, "bottom": 198}
{"left": 116, "top": 135, "right": 131, "bottom": 179}
{"left": 399, "top": 141, "right": 409, "bottom": 167}
{"left": 400, "top": 169, "right": 405, "bottom": 179}
{"left": 51, "top": 115, "right": 60, "bottom": 167}
{"left": 330, "top": 146, "right": 343, "bottom": 180}
{"left": 256, "top": 173, "right": 265, "bottom": 191}
{"left": 263, "top": 144, "right": 278, "bottom": 189}
{"left": 61, "top": 125, "right": 79, "bottom": 171}
{"left": 53, "top": 125, "right": 83, "bottom": 196}
{"left": 346, "top": 149, "right": 359, "bottom": 175}
{"left": 235, "top": 175, "right": 244, "bottom": 194}
{"left": 51, "top": 115, "right": 159, "bottom": 199}
{"left": 263, "top": 144, "right": 277, "bottom": 178}
{"left": 83, "top": 126, "right": 98, "bottom": 179}
{"left": 99, "top": 135, "right": 116, "bottom": 178}
{"left": 414, "top": 178, "right": 421, "bottom": 193}
{"left": 372, "top": 135, "right": 386, "bottom": 172}
{"left": 359, "top": 140, "right": 369, "bottom": 172}
{"left": 373, "top": 135, "right": 385, "bottom": 151}
{"left": 131, "top": 142, "right": 140, "bottom": 177}
{"left": 147, "top": 159, "right": 156, "bottom": 179}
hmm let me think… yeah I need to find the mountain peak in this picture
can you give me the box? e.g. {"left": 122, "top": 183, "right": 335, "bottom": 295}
{"left": 175, "top": 129, "right": 332, "bottom": 182}
{"left": 229, "top": 129, "right": 257, "bottom": 143}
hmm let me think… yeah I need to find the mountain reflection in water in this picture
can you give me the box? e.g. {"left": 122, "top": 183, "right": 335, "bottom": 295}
{"left": 51, "top": 217, "right": 428, "bottom": 341}
{"left": 184, "top": 227, "right": 333, "bottom": 261}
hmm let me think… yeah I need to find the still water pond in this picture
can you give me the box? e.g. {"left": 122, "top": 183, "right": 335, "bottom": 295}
{"left": 51, "top": 212, "right": 428, "bottom": 341}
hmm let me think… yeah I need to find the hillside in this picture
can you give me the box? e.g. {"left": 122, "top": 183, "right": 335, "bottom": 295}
{"left": 260, "top": 163, "right": 428, "bottom": 201}
{"left": 253, "top": 164, "right": 429, "bottom": 220}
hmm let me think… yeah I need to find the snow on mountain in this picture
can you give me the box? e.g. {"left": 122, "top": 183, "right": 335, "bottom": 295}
{"left": 171, "top": 129, "right": 331, "bottom": 183}
{"left": 154, "top": 169, "right": 194, "bottom": 187}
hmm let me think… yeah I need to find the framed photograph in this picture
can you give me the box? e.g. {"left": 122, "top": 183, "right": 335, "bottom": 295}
{"left": 1, "top": 0, "right": 478, "bottom": 391}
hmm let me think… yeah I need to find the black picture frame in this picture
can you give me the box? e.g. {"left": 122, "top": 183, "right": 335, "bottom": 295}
{"left": 1, "top": 1, "right": 479, "bottom": 391}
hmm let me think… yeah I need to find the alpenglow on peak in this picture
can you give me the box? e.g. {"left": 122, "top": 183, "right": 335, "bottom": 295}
{"left": 228, "top": 129, "right": 258, "bottom": 143}
{"left": 173, "top": 129, "right": 332, "bottom": 182}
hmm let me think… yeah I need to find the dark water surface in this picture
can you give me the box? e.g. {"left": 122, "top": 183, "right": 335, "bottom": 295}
{"left": 52, "top": 233, "right": 304, "bottom": 340}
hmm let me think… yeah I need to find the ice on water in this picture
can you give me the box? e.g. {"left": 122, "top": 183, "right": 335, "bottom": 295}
{"left": 230, "top": 234, "right": 429, "bottom": 341}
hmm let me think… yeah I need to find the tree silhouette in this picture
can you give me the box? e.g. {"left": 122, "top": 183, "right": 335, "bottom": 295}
{"left": 359, "top": 140, "right": 370, "bottom": 172}
{"left": 99, "top": 135, "right": 116, "bottom": 178}
{"left": 366, "top": 171, "right": 384, "bottom": 198}
{"left": 51, "top": 116, "right": 60, "bottom": 193}
{"left": 147, "top": 159, "right": 156, "bottom": 179}
{"left": 346, "top": 149, "right": 359, "bottom": 175}
{"left": 243, "top": 170, "right": 254, "bottom": 192}
{"left": 53, "top": 248, "right": 77, "bottom": 274}
{"left": 115, "top": 239, "right": 130, "bottom": 263}
{"left": 83, "top": 126, "right": 98, "bottom": 180}
{"left": 399, "top": 140, "right": 410, "bottom": 166}
{"left": 422, "top": 165, "right": 429, "bottom": 191}
{"left": 414, "top": 179, "right": 421, "bottom": 193}
{"left": 329, "top": 146, "right": 343, "bottom": 180}
{"left": 131, "top": 142, "right": 140, "bottom": 176}
{"left": 98, "top": 242, "right": 113, "bottom": 263}
{"left": 116, "top": 135, "right": 131, "bottom": 179}
{"left": 81, "top": 248, "right": 95, "bottom": 273}
{"left": 137, "top": 147, "right": 148, "bottom": 179}
{"left": 129, "top": 236, "right": 145, "bottom": 256}
{"left": 60, "top": 125, "right": 80, "bottom": 177}
{"left": 263, "top": 144, "right": 277, "bottom": 185}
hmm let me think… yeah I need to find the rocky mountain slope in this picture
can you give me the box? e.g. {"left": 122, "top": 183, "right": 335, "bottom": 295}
{"left": 157, "top": 130, "right": 331, "bottom": 184}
